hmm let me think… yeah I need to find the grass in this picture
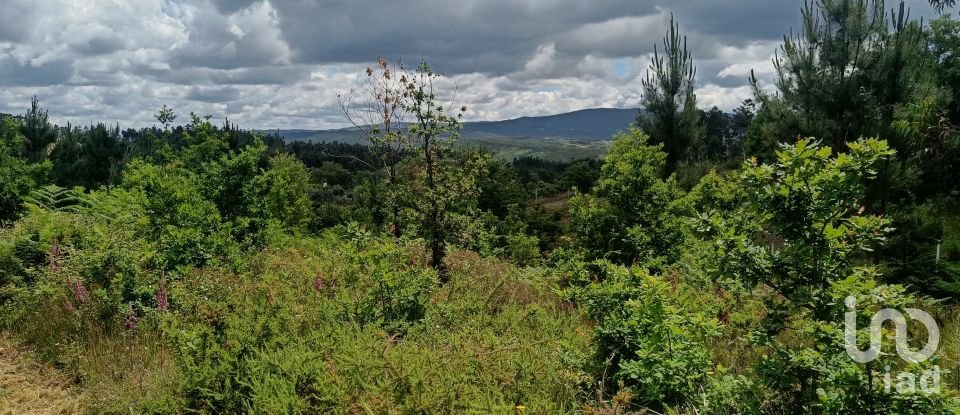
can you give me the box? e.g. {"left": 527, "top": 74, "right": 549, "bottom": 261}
{"left": 0, "top": 217, "right": 594, "bottom": 413}
{"left": 75, "top": 327, "right": 182, "bottom": 414}
{"left": 0, "top": 334, "right": 80, "bottom": 415}
{"left": 2, "top": 186, "right": 957, "bottom": 413}
{"left": 461, "top": 136, "right": 608, "bottom": 162}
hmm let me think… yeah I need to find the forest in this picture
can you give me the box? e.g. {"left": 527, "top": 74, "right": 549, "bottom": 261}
{"left": 1, "top": 0, "right": 960, "bottom": 413}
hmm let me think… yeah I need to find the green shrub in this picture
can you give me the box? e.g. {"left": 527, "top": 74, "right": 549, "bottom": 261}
{"left": 570, "top": 128, "right": 685, "bottom": 269}
{"left": 566, "top": 260, "right": 719, "bottom": 409}
{"left": 333, "top": 235, "right": 437, "bottom": 333}
{"left": 122, "top": 161, "right": 238, "bottom": 270}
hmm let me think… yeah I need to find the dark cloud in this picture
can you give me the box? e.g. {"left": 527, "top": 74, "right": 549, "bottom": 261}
{"left": 0, "top": 1, "right": 35, "bottom": 42}
{"left": 271, "top": 0, "right": 659, "bottom": 74}
{"left": 74, "top": 35, "right": 126, "bottom": 56}
{"left": 186, "top": 86, "right": 241, "bottom": 102}
{"left": 210, "top": 0, "right": 259, "bottom": 14}
{"left": 0, "top": 58, "right": 74, "bottom": 86}
{"left": 138, "top": 65, "right": 313, "bottom": 85}
{"left": 0, "top": 0, "right": 952, "bottom": 128}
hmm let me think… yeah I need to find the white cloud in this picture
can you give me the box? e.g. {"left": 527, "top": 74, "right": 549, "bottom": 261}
{"left": 3, "top": 0, "right": 944, "bottom": 129}
{"left": 695, "top": 84, "right": 754, "bottom": 110}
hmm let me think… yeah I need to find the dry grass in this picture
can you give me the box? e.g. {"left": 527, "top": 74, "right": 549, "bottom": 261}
{"left": 536, "top": 191, "right": 574, "bottom": 212}
{"left": 76, "top": 326, "right": 181, "bottom": 414}
{"left": 0, "top": 333, "right": 80, "bottom": 415}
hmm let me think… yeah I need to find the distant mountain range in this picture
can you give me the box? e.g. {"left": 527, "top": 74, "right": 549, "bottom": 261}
{"left": 462, "top": 108, "right": 640, "bottom": 140}
{"left": 273, "top": 108, "right": 640, "bottom": 144}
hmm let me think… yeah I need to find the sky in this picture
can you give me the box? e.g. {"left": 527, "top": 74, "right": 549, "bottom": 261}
{"left": 0, "top": 0, "right": 950, "bottom": 129}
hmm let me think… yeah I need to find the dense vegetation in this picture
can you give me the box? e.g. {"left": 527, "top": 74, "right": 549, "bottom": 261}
{"left": 2, "top": 0, "right": 960, "bottom": 413}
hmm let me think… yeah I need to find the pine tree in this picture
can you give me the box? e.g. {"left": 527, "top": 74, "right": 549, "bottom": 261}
{"left": 638, "top": 14, "right": 703, "bottom": 174}
{"left": 20, "top": 96, "right": 56, "bottom": 162}
{"left": 930, "top": 0, "right": 956, "bottom": 12}
{"left": 768, "top": 0, "right": 926, "bottom": 151}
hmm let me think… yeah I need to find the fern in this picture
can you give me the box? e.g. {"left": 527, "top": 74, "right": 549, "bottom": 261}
{"left": 24, "top": 184, "right": 89, "bottom": 213}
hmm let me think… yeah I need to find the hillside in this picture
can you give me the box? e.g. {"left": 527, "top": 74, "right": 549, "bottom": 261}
{"left": 461, "top": 108, "right": 639, "bottom": 140}
{"left": 5, "top": 0, "right": 960, "bottom": 412}
{"left": 275, "top": 108, "right": 638, "bottom": 143}
{"left": 269, "top": 108, "right": 638, "bottom": 161}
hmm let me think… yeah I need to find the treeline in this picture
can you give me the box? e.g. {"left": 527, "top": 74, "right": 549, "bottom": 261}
{"left": 1, "top": 100, "right": 285, "bottom": 193}
{"left": 1, "top": 97, "right": 600, "bottom": 263}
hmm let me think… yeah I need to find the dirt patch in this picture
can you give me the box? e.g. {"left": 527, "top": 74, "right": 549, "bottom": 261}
{"left": 0, "top": 334, "right": 79, "bottom": 415}
{"left": 535, "top": 191, "right": 573, "bottom": 212}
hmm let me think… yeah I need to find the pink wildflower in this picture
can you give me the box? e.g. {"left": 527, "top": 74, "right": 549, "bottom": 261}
{"left": 73, "top": 279, "right": 89, "bottom": 304}
{"left": 156, "top": 273, "right": 169, "bottom": 311}
{"left": 66, "top": 276, "right": 89, "bottom": 305}
{"left": 48, "top": 239, "right": 61, "bottom": 274}
{"left": 125, "top": 306, "right": 139, "bottom": 330}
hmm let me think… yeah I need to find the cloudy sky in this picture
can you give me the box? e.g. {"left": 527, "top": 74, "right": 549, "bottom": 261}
{"left": 0, "top": 0, "right": 949, "bottom": 129}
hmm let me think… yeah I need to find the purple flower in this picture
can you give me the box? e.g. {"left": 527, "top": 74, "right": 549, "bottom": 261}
{"left": 125, "top": 306, "right": 139, "bottom": 330}
{"left": 156, "top": 273, "right": 169, "bottom": 311}
{"left": 48, "top": 239, "right": 62, "bottom": 274}
{"left": 66, "top": 276, "right": 89, "bottom": 305}
{"left": 73, "top": 280, "right": 89, "bottom": 304}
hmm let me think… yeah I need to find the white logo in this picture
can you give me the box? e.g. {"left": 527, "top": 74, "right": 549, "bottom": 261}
{"left": 844, "top": 296, "right": 940, "bottom": 364}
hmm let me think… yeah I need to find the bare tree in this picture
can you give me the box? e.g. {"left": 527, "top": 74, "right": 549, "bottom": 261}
{"left": 338, "top": 57, "right": 410, "bottom": 236}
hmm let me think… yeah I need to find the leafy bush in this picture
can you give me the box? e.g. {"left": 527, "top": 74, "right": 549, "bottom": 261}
{"left": 570, "top": 128, "right": 685, "bottom": 269}
{"left": 701, "top": 138, "right": 959, "bottom": 413}
{"left": 332, "top": 235, "right": 437, "bottom": 333}
{"left": 566, "top": 260, "right": 719, "bottom": 409}
{"left": 122, "top": 161, "right": 238, "bottom": 270}
{"left": 252, "top": 153, "right": 313, "bottom": 233}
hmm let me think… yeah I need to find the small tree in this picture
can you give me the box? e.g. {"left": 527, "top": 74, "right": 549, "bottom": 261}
{"left": 180, "top": 113, "right": 230, "bottom": 171}
{"left": 702, "top": 138, "right": 956, "bottom": 412}
{"left": 399, "top": 60, "right": 476, "bottom": 280}
{"left": 155, "top": 105, "right": 177, "bottom": 131}
{"left": 339, "top": 57, "right": 409, "bottom": 236}
{"left": 570, "top": 128, "right": 684, "bottom": 269}
{"left": 638, "top": 14, "right": 703, "bottom": 173}
{"left": 253, "top": 153, "right": 314, "bottom": 233}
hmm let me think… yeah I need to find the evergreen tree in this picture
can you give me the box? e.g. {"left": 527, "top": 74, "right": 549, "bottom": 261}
{"left": 699, "top": 106, "right": 729, "bottom": 160}
{"left": 930, "top": 0, "right": 956, "bottom": 12}
{"left": 766, "top": 0, "right": 925, "bottom": 150}
{"left": 73, "top": 123, "right": 125, "bottom": 188}
{"left": 20, "top": 96, "right": 56, "bottom": 162}
{"left": 638, "top": 14, "right": 703, "bottom": 174}
{"left": 728, "top": 98, "right": 756, "bottom": 158}
{"left": 0, "top": 114, "right": 42, "bottom": 222}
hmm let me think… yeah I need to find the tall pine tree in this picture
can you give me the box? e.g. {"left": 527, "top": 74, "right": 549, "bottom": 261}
{"left": 638, "top": 14, "right": 703, "bottom": 174}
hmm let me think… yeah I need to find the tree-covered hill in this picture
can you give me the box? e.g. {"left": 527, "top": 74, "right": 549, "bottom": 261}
{"left": 2, "top": 1, "right": 960, "bottom": 413}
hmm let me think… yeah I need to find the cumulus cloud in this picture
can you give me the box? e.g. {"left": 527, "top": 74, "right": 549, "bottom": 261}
{"left": 0, "top": 0, "right": 949, "bottom": 129}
